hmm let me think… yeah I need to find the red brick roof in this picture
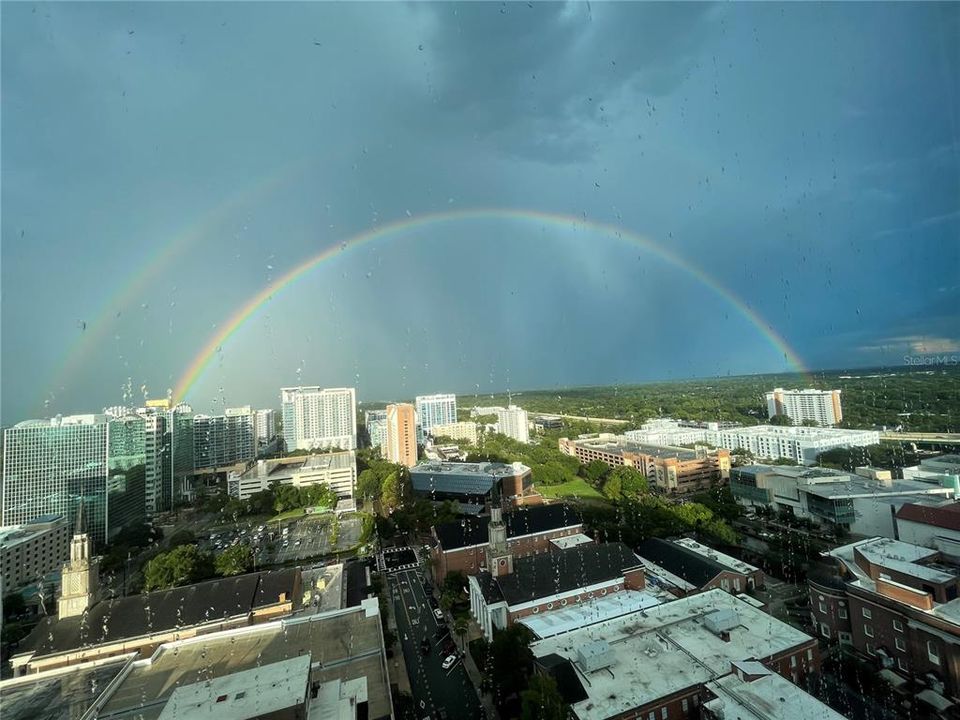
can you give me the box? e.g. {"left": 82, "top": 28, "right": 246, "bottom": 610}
{"left": 896, "top": 503, "right": 960, "bottom": 532}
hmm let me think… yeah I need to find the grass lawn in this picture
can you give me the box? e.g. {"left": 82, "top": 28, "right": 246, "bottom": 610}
{"left": 539, "top": 478, "right": 606, "bottom": 500}
{"left": 270, "top": 507, "right": 308, "bottom": 523}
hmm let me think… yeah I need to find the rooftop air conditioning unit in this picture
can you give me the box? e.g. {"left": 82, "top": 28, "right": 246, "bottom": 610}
{"left": 577, "top": 640, "right": 614, "bottom": 673}
{"left": 704, "top": 609, "right": 740, "bottom": 635}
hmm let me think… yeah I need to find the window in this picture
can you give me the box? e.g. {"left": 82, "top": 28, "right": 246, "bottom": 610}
{"left": 818, "top": 602, "right": 827, "bottom": 614}
{"left": 867, "top": 643, "right": 875, "bottom": 656}
{"left": 790, "top": 655, "right": 797, "bottom": 668}
{"left": 661, "top": 709, "right": 668, "bottom": 719}
{"left": 896, "top": 637, "right": 906, "bottom": 652}
{"left": 898, "top": 657, "right": 908, "bottom": 672}
{"left": 862, "top": 607, "right": 872, "bottom": 619}
{"left": 928, "top": 641, "right": 940, "bottom": 665}
{"left": 893, "top": 619, "right": 903, "bottom": 632}
{"left": 681, "top": 699, "right": 689, "bottom": 713}
{"left": 864, "top": 625, "right": 874, "bottom": 638}
{"left": 807, "top": 649, "right": 813, "bottom": 661}
{"left": 648, "top": 712, "right": 655, "bottom": 720}
{"left": 838, "top": 608, "right": 848, "bottom": 619}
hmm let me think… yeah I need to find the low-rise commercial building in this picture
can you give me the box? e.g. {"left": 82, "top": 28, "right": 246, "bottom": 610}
{"left": 559, "top": 434, "right": 731, "bottom": 493}
{"left": 227, "top": 452, "right": 357, "bottom": 501}
{"left": 11, "top": 568, "right": 302, "bottom": 676}
{"left": 410, "top": 460, "right": 531, "bottom": 501}
{"left": 731, "top": 465, "right": 954, "bottom": 536}
{"left": 704, "top": 424, "right": 879, "bottom": 464}
{"left": 0, "top": 515, "right": 69, "bottom": 593}
{"left": 431, "top": 503, "right": 583, "bottom": 582}
{"left": 625, "top": 418, "right": 716, "bottom": 446}
{"left": 702, "top": 666, "right": 847, "bottom": 720}
{"left": 896, "top": 502, "right": 960, "bottom": 557}
{"left": 809, "top": 537, "right": 960, "bottom": 705}
{"left": 636, "top": 537, "right": 764, "bottom": 597}
{"left": 529, "top": 589, "right": 820, "bottom": 720}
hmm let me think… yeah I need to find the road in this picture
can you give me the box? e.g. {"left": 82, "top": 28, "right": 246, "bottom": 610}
{"left": 388, "top": 568, "right": 484, "bottom": 720}
{"left": 549, "top": 413, "right": 630, "bottom": 425}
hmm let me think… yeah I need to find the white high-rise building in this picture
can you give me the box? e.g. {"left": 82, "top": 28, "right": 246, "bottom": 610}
{"left": 193, "top": 406, "right": 255, "bottom": 469}
{"left": 496, "top": 405, "right": 529, "bottom": 444}
{"left": 255, "top": 409, "right": 276, "bottom": 446}
{"left": 415, "top": 394, "right": 457, "bottom": 439}
{"left": 364, "top": 410, "right": 388, "bottom": 450}
{"left": 281, "top": 387, "right": 357, "bottom": 451}
{"left": 765, "top": 388, "right": 842, "bottom": 426}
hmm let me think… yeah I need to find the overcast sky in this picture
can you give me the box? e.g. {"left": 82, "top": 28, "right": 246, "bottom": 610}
{"left": 2, "top": 2, "right": 958, "bottom": 422}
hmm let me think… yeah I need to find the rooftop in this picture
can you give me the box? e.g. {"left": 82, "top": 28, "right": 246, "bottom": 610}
{"left": 0, "top": 516, "right": 66, "bottom": 547}
{"left": 433, "top": 503, "right": 582, "bottom": 551}
{"left": 714, "top": 425, "right": 876, "bottom": 440}
{"left": 550, "top": 533, "right": 594, "bottom": 550}
{"left": 474, "top": 542, "right": 641, "bottom": 607}
{"left": 0, "top": 660, "right": 129, "bottom": 720}
{"left": 519, "top": 590, "right": 665, "bottom": 639}
{"left": 704, "top": 671, "right": 847, "bottom": 720}
{"left": 96, "top": 601, "right": 390, "bottom": 720}
{"left": 637, "top": 538, "right": 757, "bottom": 589}
{"left": 410, "top": 460, "right": 530, "bottom": 477}
{"left": 530, "top": 589, "right": 813, "bottom": 720}
{"left": 673, "top": 538, "right": 760, "bottom": 575}
{"left": 18, "top": 569, "right": 299, "bottom": 658}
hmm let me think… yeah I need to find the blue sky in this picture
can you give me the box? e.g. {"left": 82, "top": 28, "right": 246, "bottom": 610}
{"left": 2, "top": 2, "right": 958, "bottom": 422}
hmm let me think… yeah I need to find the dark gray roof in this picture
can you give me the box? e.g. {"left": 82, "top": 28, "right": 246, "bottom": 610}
{"left": 481, "top": 542, "right": 640, "bottom": 607}
{"left": 636, "top": 538, "right": 728, "bottom": 588}
{"left": 19, "top": 569, "right": 299, "bottom": 657}
{"left": 536, "top": 654, "right": 589, "bottom": 705}
{"left": 434, "top": 504, "right": 582, "bottom": 551}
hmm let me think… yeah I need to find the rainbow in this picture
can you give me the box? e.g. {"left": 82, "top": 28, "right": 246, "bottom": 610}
{"left": 173, "top": 208, "right": 809, "bottom": 403}
{"left": 44, "top": 160, "right": 306, "bottom": 407}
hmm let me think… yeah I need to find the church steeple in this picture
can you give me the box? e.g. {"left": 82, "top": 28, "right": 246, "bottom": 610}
{"left": 59, "top": 500, "right": 99, "bottom": 619}
{"left": 486, "top": 482, "right": 513, "bottom": 577}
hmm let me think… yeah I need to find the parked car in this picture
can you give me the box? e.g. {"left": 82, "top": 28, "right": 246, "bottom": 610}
{"left": 441, "top": 654, "right": 457, "bottom": 670}
{"left": 433, "top": 608, "right": 444, "bottom": 621}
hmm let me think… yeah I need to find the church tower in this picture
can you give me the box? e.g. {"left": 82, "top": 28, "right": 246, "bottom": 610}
{"left": 485, "top": 483, "right": 513, "bottom": 577}
{"left": 58, "top": 502, "right": 99, "bottom": 619}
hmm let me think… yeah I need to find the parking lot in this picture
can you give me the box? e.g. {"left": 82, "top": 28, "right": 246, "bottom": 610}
{"left": 388, "top": 567, "right": 484, "bottom": 720}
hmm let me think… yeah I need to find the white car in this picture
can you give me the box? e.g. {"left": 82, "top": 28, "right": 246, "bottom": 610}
{"left": 433, "top": 608, "right": 443, "bottom": 620}
{"left": 441, "top": 654, "right": 457, "bottom": 670}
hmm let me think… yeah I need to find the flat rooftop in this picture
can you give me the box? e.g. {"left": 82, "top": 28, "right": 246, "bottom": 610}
{"left": 410, "top": 460, "right": 530, "bottom": 477}
{"left": 0, "top": 660, "right": 129, "bottom": 720}
{"left": 530, "top": 589, "right": 813, "bottom": 720}
{"left": 673, "top": 538, "right": 760, "bottom": 575}
{"left": 705, "top": 671, "right": 847, "bottom": 720}
{"left": 716, "top": 425, "right": 877, "bottom": 439}
{"left": 550, "top": 533, "right": 594, "bottom": 550}
{"left": 97, "top": 602, "right": 390, "bottom": 720}
{"left": 242, "top": 452, "right": 356, "bottom": 480}
{"left": 519, "top": 590, "right": 665, "bottom": 640}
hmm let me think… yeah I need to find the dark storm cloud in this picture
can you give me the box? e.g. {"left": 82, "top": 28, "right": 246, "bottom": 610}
{"left": 422, "top": 2, "right": 716, "bottom": 163}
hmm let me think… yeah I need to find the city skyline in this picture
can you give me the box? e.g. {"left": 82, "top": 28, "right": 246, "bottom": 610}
{"left": 3, "top": 2, "right": 958, "bottom": 424}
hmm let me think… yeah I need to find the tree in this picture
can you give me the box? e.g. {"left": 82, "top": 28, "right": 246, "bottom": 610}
{"left": 357, "top": 468, "right": 383, "bottom": 503}
{"left": 603, "top": 466, "right": 648, "bottom": 499}
{"left": 490, "top": 624, "right": 535, "bottom": 700}
{"left": 215, "top": 545, "right": 253, "bottom": 576}
{"left": 381, "top": 471, "right": 401, "bottom": 510}
{"left": 521, "top": 675, "right": 568, "bottom": 720}
{"left": 167, "top": 528, "right": 196, "bottom": 548}
{"left": 801, "top": 418, "right": 820, "bottom": 427}
{"left": 443, "top": 570, "right": 467, "bottom": 596}
{"left": 769, "top": 413, "right": 793, "bottom": 426}
{"left": 454, "top": 615, "right": 469, "bottom": 651}
{"left": 143, "top": 545, "right": 215, "bottom": 591}
{"left": 581, "top": 459, "right": 611, "bottom": 486}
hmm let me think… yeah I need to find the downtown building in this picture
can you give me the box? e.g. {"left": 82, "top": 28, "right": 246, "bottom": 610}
{"left": 414, "top": 393, "right": 457, "bottom": 441}
{"left": 0, "top": 515, "right": 69, "bottom": 594}
{"left": 254, "top": 408, "right": 276, "bottom": 448}
{"left": 428, "top": 420, "right": 479, "bottom": 445}
{"left": 384, "top": 403, "right": 418, "bottom": 467}
{"left": 704, "top": 424, "right": 878, "bottom": 464}
{"left": 496, "top": 405, "right": 530, "bottom": 443}
{"left": 559, "top": 434, "right": 731, "bottom": 494}
{"left": 809, "top": 537, "right": 960, "bottom": 708}
{"left": 281, "top": 386, "right": 357, "bottom": 451}
{"left": 228, "top": 452, "right": 357, "bottom": 501}
{"left": 765, "top": 387, "right": 843, "bottom": 426}
{"left": 192, "top": 406, "right": 255, "bottom": 470}
{"left": 364, "top": 409, "right": 388, "bottom": 450}
{"left": 1, "top": 414, "right": 147, "bottom": 545}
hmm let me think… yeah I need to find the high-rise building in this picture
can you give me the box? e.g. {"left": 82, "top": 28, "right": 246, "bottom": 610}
{"left": 364, "top": 409, "right": 388, "bottom": 450}
{"left": 134, "top": 401, "right": 194, "bottom": 515}
{"left": 1, "top": 414, "right": 147, "bottom": 545}
{"left": 496, "top": 405, "right": 529, "bottom": 443}
{"left": 193, "top": 406, "right": 255, "bottom": 469}
{"left": 0, "top": 515, "right": 69, "bottom": 593}
{"left": 385, "top": 403, "right": 418, "bottom": 468}
{"left": 255, "top": 408, "right": 276, "bottom": 447}
{"left": 765, "top": 387, "right": 843, "bottom": 426}
{"left": 281, "top": 387, "right": 357, "bottom": 451}
{"left": 415, "top": 393, "right": 457, "bottom": 440}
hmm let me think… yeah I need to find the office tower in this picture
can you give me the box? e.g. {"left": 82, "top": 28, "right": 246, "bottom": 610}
{"left": 136, "top": 401, "right": 194, "bottom": 514}
{"left": 281, "top": 387, "right": 357, "bottom": 451}
{"left": 193, "top": 406, "right": 255, "bottom": 469}
{"left": 496, "top": 405, "right": 529, "bottom": 443}
{"left": 765, "top": 388, "right": 843, "bottom": 426}
{"left": 1, "top": 414, "right": 147, "bottom": 545}
{"left": 385, "top": 403, "right": 418, "bottom": 468}
{"left": 255, "top": 409, "right": 277, "bottom": 446}
{"left": 365, "top": 409, "right": 388, "bottom": 450}
{"left": 415, "top": 393, "right": 457, "bottom": 440}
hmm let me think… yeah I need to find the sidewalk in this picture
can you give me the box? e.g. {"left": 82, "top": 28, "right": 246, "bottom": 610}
{"left": 459, "top": 623, "right": 499, "bottom": 720}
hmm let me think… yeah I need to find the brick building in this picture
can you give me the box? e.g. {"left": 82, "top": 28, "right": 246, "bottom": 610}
{"left": 468, "top": 517, "right": 645, "bottom": 640}
{"left": 809, "top": 537, "right": 960, "bottom": 705}
{"left": 636, "top": 537, "right": 765, "bottom": 597}
{"left": 430, "top": 503, "right": 583, "bottom": 582}
{"left": 558, "top": 434, "right": 730, "bottom": 494}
